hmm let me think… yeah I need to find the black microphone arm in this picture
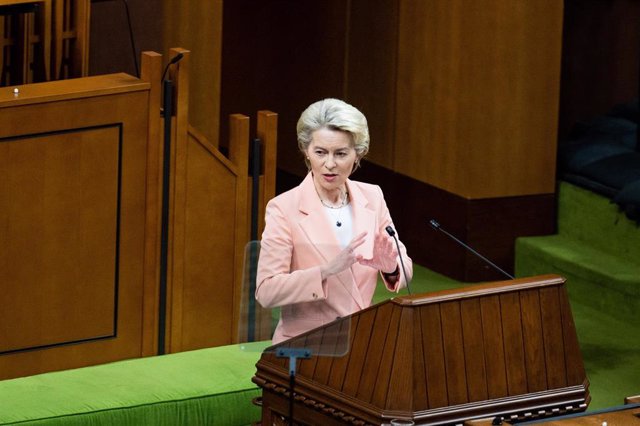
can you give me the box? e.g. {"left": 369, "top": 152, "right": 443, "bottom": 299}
{"left": 161, "top": 52, "right": 185, "bottom": 83}
{"left": 428, "top": 219, "right": 514, "bottom": 280}
{"left": 385, "top": 226, "right": 412, "bottom": 294}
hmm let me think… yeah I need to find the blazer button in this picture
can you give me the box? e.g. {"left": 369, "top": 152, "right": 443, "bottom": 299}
{"left": 312, "top": 292, "right": 318, "bottom": 299}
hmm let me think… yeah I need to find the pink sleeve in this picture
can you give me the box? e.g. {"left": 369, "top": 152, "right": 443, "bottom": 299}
{"left": 255, "top": 200, "right": 326, "bottom": 308}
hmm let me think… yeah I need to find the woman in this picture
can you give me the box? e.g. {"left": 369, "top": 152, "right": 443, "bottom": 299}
{"left": 256, "top": 98, "right": 412, "bottom": 344}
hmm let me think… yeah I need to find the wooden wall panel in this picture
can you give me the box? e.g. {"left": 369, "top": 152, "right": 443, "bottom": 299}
{"left": 394, "top": 0, "right": 563, "bottom": 199}
{"left": 345, "top": 0, "right": 399, "bottom": 168}
{"left": 559, "top": 0, "right": 640, "bottom": 140}
{"left": 0, "top": 127, "right": 119, "bottom": 353}
{"left": 0, "top": 73, "right": 160, "bottom": 379}
{"left": 178, "top": 137, "right": 240, "bottom": 348}
{"left": 220, "top": 0, "right": 349, "bottom": 179}
{"left": 163, "top": 0, "right": 222, "bottom": 145}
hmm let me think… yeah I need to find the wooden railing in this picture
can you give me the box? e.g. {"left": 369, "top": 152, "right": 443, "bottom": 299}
{"left": 160, "top": 48, "right": 278, "bottom": 353}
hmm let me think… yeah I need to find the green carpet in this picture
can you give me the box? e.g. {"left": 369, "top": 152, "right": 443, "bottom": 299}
{"left": 514, "top": 181, "right": 640, "bottom": 409}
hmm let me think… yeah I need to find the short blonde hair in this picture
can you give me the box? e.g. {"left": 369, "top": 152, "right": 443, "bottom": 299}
{"left": 297, "top": 98, "right": 370, "bottom": 170}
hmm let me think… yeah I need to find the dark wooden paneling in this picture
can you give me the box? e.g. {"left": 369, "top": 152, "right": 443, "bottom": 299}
{"left": 501, "top": 292, "right": 527, "bottom": 395}
{"left": 559, "top": 0, "right": 640, "bottom": 140}
{"left": 412, "top": 307, "right": 429, "bottom": 410}
{"left": 345, "top": 0, "right": 399, "bottom": 169}
{"left": 480, "top": 295, "right": 509, "bottom": 398}
{"left": 342, "top": 308, "right": 376, "bottom": 397}
{"left": 313, "top": 320, "right": 349, "bottom": 386}
{"left": 541, "top": 286, "right": 568, "bottom": 389}
{"left": 356, "top": 303, "right": 392, "bottom": 403}
{"left": 441, "top": 301, "right": 468, "bottom": 406}
{"left": 386, "top": 306, "right": 414, "bottom": 411}
{"left": 461, "top": 298, "right": 489, "bottom": 402}
{"left": 371, "top": 304, "right": 401, "bottom": 408}
{"left": 90, "top": 0, "right": 163, "bottom": 77}
{"left": 220, "top": 0, "right": 349, "bottom": 178}
{"left": 521, "top": 289, "right": 547, "bottom": 393}
{"left": 421, "top": 303, "right": 448, "bottom": 409}
{"left": 326, "top": 315, "right": 359, "bottom": 391}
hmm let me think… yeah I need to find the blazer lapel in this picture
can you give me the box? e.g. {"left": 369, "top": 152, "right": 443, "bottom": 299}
{"left": 347, "top": 180, "right": 376, "bottom": 260}
{"left": 298, "top": 174, "right": 340, "bottom": 263}
{"left": 297, "top": 174, "right": 368, "bottom": 310}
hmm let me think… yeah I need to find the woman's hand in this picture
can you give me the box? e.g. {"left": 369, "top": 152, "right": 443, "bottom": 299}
{"left": 320, "top": 231, "right": 367, "bottom": 280}
{"left": 358, "top": 232, "right": 398, "bottom": 274}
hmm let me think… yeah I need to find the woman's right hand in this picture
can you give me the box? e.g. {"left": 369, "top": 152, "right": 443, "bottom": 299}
{"left": 320, "top": 231, "right": 368, "bottom": 280}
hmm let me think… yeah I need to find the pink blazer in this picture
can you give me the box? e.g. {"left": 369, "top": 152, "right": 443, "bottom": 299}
{"left": 256, "top": 173, "right": 413, "bottom": 344}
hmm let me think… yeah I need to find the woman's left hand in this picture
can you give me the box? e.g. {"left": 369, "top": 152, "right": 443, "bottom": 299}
{"left": 357, "top": 232, "right": 398, "bottom": 273}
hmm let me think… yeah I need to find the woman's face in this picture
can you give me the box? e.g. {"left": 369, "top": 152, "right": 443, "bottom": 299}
{"left": 306, "top": 127, "right": 357, "bottom": 196}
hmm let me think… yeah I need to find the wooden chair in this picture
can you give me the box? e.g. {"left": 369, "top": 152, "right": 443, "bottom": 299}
{"left": 52, "top": 0, "right": 89, "bottom": 79}
{"left": 0, "top": 0, "right": 52, "bottom": 83}
{"left": 0, "top": 0, "right": 89, "bottom": 85}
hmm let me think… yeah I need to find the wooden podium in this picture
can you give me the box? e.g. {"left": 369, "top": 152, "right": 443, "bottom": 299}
{"left": 253, "top": 275, "right": 590, "bottom": 425}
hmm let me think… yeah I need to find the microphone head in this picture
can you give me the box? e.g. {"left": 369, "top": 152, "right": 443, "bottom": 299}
{"left": 385, "top": 226, "right": 396, "bottom": 237}
{"left": 170, "top": 52, "right": 184, "bottom": 64}
{"left": 429, "top": 219, "right": 441, "bottom": 230}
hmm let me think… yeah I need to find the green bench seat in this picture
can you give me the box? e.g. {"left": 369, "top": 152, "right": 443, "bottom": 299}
{"left": 0, "top": 341, "right": 270, "bottom": 426}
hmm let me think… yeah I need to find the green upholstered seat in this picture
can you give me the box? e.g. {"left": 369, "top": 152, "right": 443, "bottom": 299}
{"left": 0, "top": 341, "right": 269, "bottom": 426}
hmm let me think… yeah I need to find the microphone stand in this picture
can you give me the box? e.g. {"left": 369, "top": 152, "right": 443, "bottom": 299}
{"left": 385, "top": 226, "right": 412, "bottom": 294}
{"left": 276, "top": 348, "right": 312, "bottom": 425}
{"left": 429, "top": 219, "right": 514, "bottom": 280}
{"left": 157, "top": 53, "right": 184, "bottom": 355}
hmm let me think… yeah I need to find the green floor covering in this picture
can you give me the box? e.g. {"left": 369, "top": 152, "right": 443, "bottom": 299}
{"left": 514, "top": 182, "right": 640, "bottom": 410}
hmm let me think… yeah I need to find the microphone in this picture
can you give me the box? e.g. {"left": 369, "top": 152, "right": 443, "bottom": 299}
{"left": 161, "top": 52, "right": 184, "bottom": 82}
{"left": 428, "top": 219, "right": 514, "bottom": 280}
{"left": 160, "top": 52, "right": 185, "bottom": 117}
{"left": 385, "top": 226, "right": 412, "bottom": 294}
